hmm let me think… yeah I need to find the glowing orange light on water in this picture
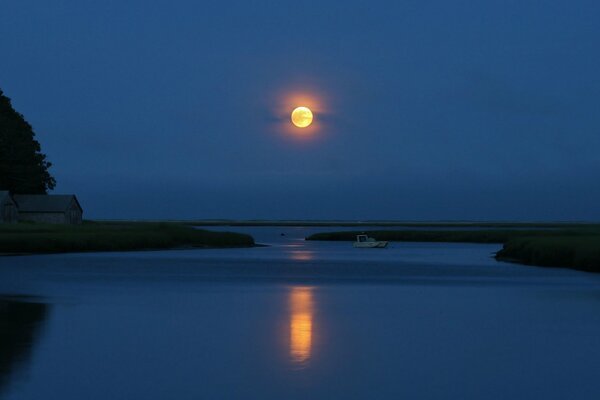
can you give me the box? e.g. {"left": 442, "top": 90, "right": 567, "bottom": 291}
{"left": 289, "top": 287, "right": 314, "bottom": 365}
{"left": 289, "top": 250, "right": 315, "bottom": 261}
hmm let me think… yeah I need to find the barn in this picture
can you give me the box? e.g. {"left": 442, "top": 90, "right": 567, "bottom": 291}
{"left": 13, "top": 194, "right": 83, "bottom": 224}
{"left": 0, "top": 191, "right": 19, "bottom": 223}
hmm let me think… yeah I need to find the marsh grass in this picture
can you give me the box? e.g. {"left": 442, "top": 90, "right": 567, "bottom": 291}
{"left": 495, "top": 236, "right": 600, "bottom": 272}
{"left": 0, "top": 221, "right": 254, "bottom": 254}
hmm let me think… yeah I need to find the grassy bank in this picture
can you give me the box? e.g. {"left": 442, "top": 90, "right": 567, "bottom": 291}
{"left": 0, "top": 222, "right": 254, "bottom": 255}
{"left": 495, "top": 236, "right": 600, "bottom": 272}
{"left": 306, "top": 229, "right": 600, "bottom": 271}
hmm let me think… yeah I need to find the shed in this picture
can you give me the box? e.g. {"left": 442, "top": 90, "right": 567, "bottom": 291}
{"left": 0, "top": 191, "right": 19, "bottom": 223}
{"left": 13, "top": 194, "right": 83, "bottom": 224}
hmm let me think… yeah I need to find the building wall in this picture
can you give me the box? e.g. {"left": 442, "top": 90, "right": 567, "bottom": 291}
{"left": 0, "top": 199, "right": 19, "bottom": 223}
{"left": 67, "top": 200, "right": 83, "bottom": 224}
{"left": 18, "top": 207, "right": 82, "bottom": 225}
{"left": 19, "top": 212, "right": 67, "bottom": 224}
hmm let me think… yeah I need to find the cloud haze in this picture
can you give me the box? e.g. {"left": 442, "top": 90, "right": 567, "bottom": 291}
{"left": 1, "top": 0, "right": 599, "bottom": 220}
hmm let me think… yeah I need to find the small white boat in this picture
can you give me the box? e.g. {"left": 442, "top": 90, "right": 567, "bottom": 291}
{"left": 353, "top": 234, "right": 388, "bottom": 248}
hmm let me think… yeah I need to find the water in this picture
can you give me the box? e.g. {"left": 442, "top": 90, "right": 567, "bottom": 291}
{"left": 1, "top": 227, "right": 599, "bottom": 399}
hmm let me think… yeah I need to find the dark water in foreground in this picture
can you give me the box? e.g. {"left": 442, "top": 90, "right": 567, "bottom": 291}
{"left": 0, "top": 227, "right": 599, "bottom": 399}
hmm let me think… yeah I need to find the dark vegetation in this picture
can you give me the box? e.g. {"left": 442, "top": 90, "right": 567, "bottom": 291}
{"left": 0, "top": 88, "right": 55, "bottom": 194}
{"left": 0, "top": 222, "right": 254, "bottom": 255}
{"left": 307, "top": 228, "right": 600, "bottom": 272}
{"left": 496, "top": 236, "right": 600, "bottom": 272}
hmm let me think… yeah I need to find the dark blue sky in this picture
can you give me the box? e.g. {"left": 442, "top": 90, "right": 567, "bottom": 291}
{"left": 2, "top": 0, "right": 599, "bottom": 220}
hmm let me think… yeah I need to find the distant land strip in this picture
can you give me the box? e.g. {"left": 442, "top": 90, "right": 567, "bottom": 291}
{"left": 107, "top": 219, "right": 600, "bottom": 229}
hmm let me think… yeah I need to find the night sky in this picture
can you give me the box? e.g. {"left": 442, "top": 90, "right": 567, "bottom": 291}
{"left": 2, "top": 0, "right": 599, "bottom": 220}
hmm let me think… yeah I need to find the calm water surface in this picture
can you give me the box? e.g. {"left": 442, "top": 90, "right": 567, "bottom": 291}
{"left": 0, "top": 227, "right": 599, "bottom": 399}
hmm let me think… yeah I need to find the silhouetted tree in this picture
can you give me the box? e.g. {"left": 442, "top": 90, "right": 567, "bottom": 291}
{"left": 0, "top": 88, "right": 55, "bottom": 194}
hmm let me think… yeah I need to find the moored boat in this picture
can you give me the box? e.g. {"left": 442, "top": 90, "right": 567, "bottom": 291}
{"left": 353, "top": 234, "right": 388, "bottom": 248}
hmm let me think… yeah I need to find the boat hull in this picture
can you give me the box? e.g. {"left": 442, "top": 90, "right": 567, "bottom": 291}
{"left": 353, "top": 241, "right": 388, "bottom": 248}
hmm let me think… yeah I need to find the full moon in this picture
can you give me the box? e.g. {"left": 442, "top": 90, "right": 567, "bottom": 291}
{"left": 291, "top": 106, "right": 313, "bottom": 128}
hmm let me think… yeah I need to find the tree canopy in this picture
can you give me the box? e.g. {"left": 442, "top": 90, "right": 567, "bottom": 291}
{"left": 0, "top": 88, "right": 55, "bottom": 194}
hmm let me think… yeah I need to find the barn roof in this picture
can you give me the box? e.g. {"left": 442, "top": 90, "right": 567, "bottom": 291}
{"left": 13, "top": 195, "right": 82, "bottom": 213}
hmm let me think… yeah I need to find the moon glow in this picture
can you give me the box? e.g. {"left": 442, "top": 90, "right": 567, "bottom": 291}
{"left": 291, "top": 106, "right": 313, "bottom": 128}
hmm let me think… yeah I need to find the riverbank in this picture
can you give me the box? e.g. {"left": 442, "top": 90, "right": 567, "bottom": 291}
{"left": 0, "top": 222, "right": 254, "bottom": 255}
{"left": 306, "top": 229, "right": 600, "bottom": 272}
{"left": 496, "top": 236, "right": 600, "bottom": 272}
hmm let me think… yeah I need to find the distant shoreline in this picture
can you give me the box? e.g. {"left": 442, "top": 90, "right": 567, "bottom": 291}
{"left": 103, "top": 219, "right": 600, "bottom": 229}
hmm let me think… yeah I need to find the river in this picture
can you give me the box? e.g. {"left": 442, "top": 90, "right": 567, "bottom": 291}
{"left": 0, "top": 226, "right": 599, "bottom": 399}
